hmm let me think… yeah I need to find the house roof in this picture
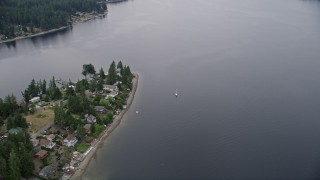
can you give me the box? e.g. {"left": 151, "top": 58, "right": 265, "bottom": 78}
{"left": 39, "top": 165, "right": 54, "bottom": 177}
{"left": 95, "top": 106, "right": 106, "bottom": 111}
{"left": 86, "top": 114, "right": 97, "bottom": 123}
{"left": 8, "top": 127, "right": 22, "bottom": 134}
{"left": 47, "top": 134, "right": 55, "bottom": 140}
{"left": 65, "top": 134, "right": 76, "bottom": 141}
{"left": 83, "top": 124, "right": 91, "bottom": 130}
{"left": 30, "top": 97, "right": 40, "bottom": 101}
{"left": 40, "top": 139, "right": 50, "bottom": 146}
{"left": 35, "top": 150, "right": 48, "bottom": 158}
{"left": 103, "top": 85, "right": 118, "bottom": 91}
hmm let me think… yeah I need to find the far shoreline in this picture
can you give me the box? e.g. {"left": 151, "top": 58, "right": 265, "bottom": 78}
{"left": 70, "top": 73, "right": 139, "bottom": 180}
{"left": 0, "top": 12, "right": 107, "bottom": 45}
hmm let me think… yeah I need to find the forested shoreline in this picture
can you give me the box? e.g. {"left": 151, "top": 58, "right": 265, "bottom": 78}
{"left": 0, "top": 0, "right": 107, "bottom": 40}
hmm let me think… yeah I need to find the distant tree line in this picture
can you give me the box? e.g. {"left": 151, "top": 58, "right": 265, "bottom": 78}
{"left": 0, "top": 0, "right": 107, "bottom": 37}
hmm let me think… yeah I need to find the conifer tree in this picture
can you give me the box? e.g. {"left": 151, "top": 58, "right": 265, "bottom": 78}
{"left": 19, "top": 147, "right": 34, "bottom": 177}
{"left": 0, "top": 157, "right": 7, "bottom": 179}
{"left": 42, "top": 79, "right": 47, "bottom": 94}
{"left": 117, "top": 61, "right": 124, "bottom": 76}
{"left": 99, "top": 67, "right": 106, "bottom": 79}
{"left": 8, "top": 149, "right": 21, "bottom": 180}
{"left": 107, "top": 61, "right": 117, "bottom": 85}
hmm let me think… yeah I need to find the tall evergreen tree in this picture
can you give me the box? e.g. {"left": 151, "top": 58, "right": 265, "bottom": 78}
{"left": 41, "top": 79, "right": 47, "bottom": 94}
{"left": 28, "top": 79, "right": 37, "bottom": 97}
{"left": 54, "top": 106, "right": 65, "bottom": 126}
{"left": 107, "top": 61, "right": 117, "bottom": 85}
{"left": 117, "top": 61, "right": 124, "bottom": 76}
{"left": 0, "top": 156, "right": 7, "bottom": 179}
{"left": 21, "top": 89, "right": 30, "bottom": 104}
{"left": 99, "top": 67, "right": 106, "bottom": 79}
{"left": 6, "top": 116, "right": 14, "bottom": 130}
{"left": 0, "top": 116, "right": 3, "bottom": 126}
{"left": 8, "top": 149, "right": 21, "bottom": 180}
{"left": 49, "top": 76, "right": 56, "bottom": 88}
{"left": 19, "top": 147, "right": 34, "bottom": 177}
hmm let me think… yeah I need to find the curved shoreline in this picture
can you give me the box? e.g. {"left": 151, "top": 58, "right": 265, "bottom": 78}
{"left": 70, "top": 73, "right": 139, "bottom": 180}
{"left": 0, "top": 12, "right": 107, "bottom": 44}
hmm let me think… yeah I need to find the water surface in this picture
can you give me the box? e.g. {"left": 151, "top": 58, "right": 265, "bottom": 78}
{"left": 1, "top": 0, "right": 320, "bottom": 179}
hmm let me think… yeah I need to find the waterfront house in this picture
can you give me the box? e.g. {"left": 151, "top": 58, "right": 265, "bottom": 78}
{"left": 103, "top": 85, "right": 119, "bottom": 92}
{"left": 30, "top": 96, "right": 40, "bottom": 103}
{"left": 63, "top": 134, "right": 78, "bottom": 147}
{"left": 83, "top": 124, "right": 91, "bottom": 134}
{"left": 85, "top": 114, "right": 97, "bottom": 123}
{"left": 34, "top": 150, "right": 49, "bottom": 160}
{"left": 106, "top": 90, "right": 118, "bottom": 98}
{"left": 39, "top": 139, "right": 56, "bottom": 149}
{"left": 95, "top": 106, "right": 107, "bottom": 114}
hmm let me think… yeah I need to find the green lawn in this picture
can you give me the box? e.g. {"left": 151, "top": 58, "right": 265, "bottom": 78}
{"left": 75, "top": 143, "right": 91, "bottom": 153}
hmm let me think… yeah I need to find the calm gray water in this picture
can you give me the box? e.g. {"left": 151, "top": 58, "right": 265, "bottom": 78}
{"left": 1, "top": 0, "right": 320, "bottom": 179}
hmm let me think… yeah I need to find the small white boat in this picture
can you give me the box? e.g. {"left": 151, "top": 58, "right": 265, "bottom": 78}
{"left": 174, "top": 89, "right": 178, "bottom": 97}
{"left": 136, "top": 111, "right": 139, "bottom": 114}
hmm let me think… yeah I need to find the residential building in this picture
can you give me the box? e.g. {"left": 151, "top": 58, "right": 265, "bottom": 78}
{"left": 30, "top": 96, "right": 40, "bottom": 103}
{"left": 47, "top": 134, "right": 56, "bottom": 141}
{"left": 85, "top": 114, "right": 97, "bottom": 123}
{"left": 83, "top": 124, "right": 91, "bottom": 134}
{"left": 38, "top": 165, "right": 55, "bottom": 178}
{"left": 63, "top": 134, "right": 78, "bottom": 147}
{"left": 39, "top": 139, "right": 56, "bottom": 149}
{"left": 8, "top": 127, "right": 22, "bottom": 135}
{"left": 106, "top": 90, "right": 118, "bottom": 98}
{"left": 34, "top": 150, "right": 49, "bottom": 160}
{"left": 103, "top": 85, "right": 119, "bottom": 92}
{"left": 94, "top": 106, "right": 107, "bottom": 114}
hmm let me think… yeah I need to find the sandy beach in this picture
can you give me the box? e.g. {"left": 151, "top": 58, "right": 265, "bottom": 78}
{"left": 70, "top": 73, "right": 139, "bottom": 180}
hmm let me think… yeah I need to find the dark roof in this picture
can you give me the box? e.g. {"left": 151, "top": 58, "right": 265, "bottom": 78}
{"left": 39, "top": 165, "right": 54, "bottom": 177}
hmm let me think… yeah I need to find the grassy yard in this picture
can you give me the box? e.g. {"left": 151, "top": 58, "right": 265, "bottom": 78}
{"left": 75, "top": 143, "right": 91, "bottom": 153}
{"left": 25, "top": 109, "right": 54, "bottom": 133}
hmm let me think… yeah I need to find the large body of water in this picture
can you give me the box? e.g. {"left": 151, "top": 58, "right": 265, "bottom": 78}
{"left": 1, "top": 0, "right": 320, "bottom": 179}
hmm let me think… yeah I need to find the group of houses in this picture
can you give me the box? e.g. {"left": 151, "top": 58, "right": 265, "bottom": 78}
{"left": 32, "top": 109, "right": 107, "bottom": 178}
{"left": 27, "top": 80, "right": 121, "bottom": 178}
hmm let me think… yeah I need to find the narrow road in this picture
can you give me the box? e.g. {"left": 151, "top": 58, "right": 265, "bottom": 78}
{"left": 31, "top": 121, "right": 54, "bottom": 139}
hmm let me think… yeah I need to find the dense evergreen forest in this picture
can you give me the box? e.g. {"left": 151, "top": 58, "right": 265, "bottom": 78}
{"left": 0, "top": 0, "right": 107, "bottom": 39}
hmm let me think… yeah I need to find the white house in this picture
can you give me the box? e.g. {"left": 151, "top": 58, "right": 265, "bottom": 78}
{"left": 106, "top": 91, "right": 118, "bottom": 98}
{"left": 85, "top": 114, "right": 97, "bottom": 123}
{"left": 39, "top": 139, "right": 56, "bottom": 149}
{"left": 30, "top": 96, "right": 40, "bottom": 103}
{"left": 63, "top": 134, "right": 78, "bottom": 147}
{"left": 103, "top": 85, "right": 119, "bottom": 92}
